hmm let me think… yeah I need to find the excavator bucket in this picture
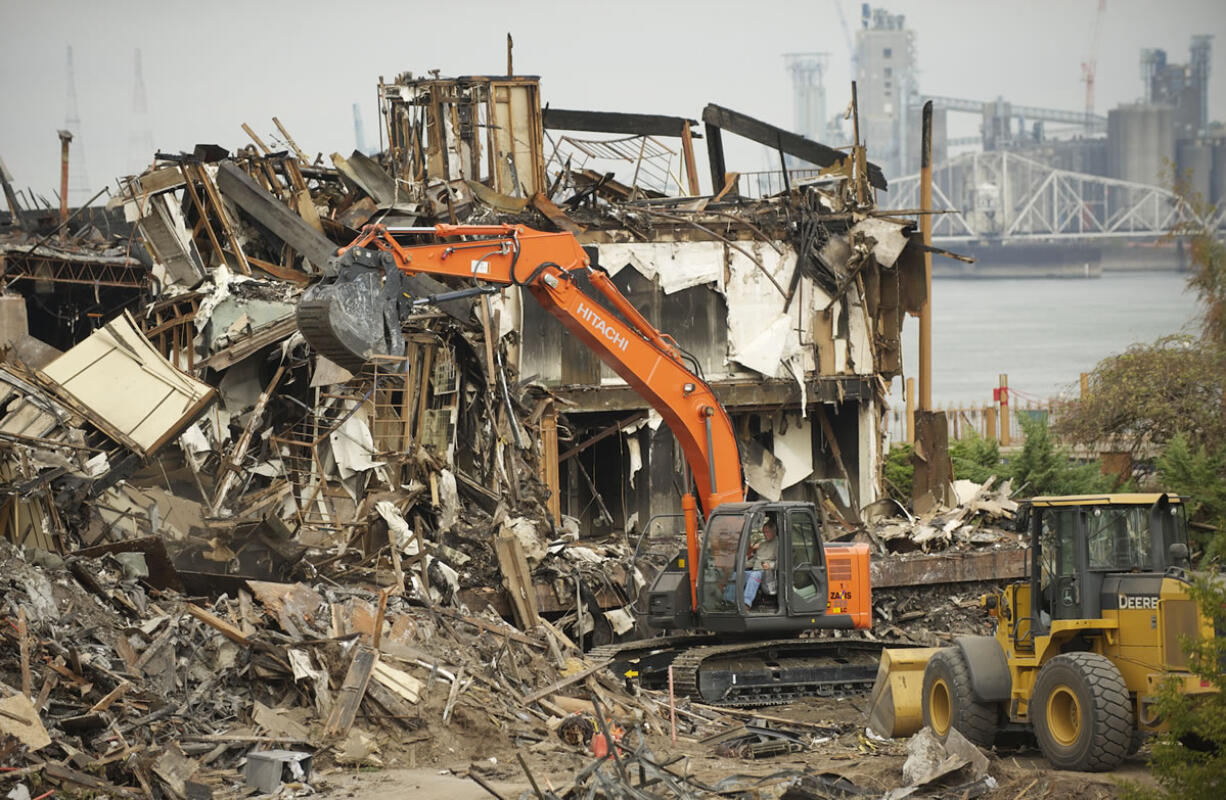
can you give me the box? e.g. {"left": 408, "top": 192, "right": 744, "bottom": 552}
{"left": 296, "top": 246, "right": 416, "bottom": 374}
{"left": 297, "top": 273, "right": 406, "bottom": 373}
{"left": 867, "top": 647, "right": 941, "bottom": 738}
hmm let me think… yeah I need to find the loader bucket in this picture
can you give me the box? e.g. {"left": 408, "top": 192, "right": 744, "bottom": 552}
{"left": 867, "top": 647, "right": 941, "bottom": 738}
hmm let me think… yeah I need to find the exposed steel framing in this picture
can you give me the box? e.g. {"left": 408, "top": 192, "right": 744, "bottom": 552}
{"left": 0, "top": 253, "right": 149, "bottom": 289}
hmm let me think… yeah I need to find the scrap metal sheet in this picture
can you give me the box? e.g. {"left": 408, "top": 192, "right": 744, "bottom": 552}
{"left": 725, "top": 244, "right": 802, "bottom": 377}
{"left": 596, "top": 241, "right": 723, "bottom": 295}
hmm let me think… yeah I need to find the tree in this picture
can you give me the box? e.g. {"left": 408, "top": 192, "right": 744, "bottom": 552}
{"left": 884, "top": 442, "right": 914, "bottom": 505}
{"left": 1169, "top": 162, "right": 1226, "bottom": 349}
{"left": 1053, "top": 336, "right": 1226, "bottom": 455}
{"left": 1155, "top": 433, "right": 1226, "bottom": 558}
{"left": 1055, "top": 167, "right": 1226, "bottom": 458}
{"left": 949, "top": 432, "right": 1001, "bottom": 485}
{"left": 1009, "top": 415, "right": 1114, "bottom": 498}
{"left": 1121, "top": 576, "right": 1226, "bottom": 800}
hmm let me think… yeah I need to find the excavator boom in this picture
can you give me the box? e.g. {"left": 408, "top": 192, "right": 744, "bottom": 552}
{"left": 298, "top": 223, "right": 744, "bottom": 605}
{"left": 300, "top": 223, "right": 877, "bottom": 705}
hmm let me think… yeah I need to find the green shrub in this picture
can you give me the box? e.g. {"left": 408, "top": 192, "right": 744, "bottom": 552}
{"left": 884, "top": 443, "right": 913, "bottom": 505}
{"left": 1120, "top": 576, "right": 1226, "bottom": 800}
{"left": 949, "top": 432, "right": 1002, "bottom": 485}
{"left": 1009, "top": 415, "right": 1114, "bottom": 498}
{"left": 1156, "top": 434, "right": 1226, "bottom": 558}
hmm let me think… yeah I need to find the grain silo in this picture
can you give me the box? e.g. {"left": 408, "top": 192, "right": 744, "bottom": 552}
{"left": 1177, "top": 138, "right": 1214, "bottom": 201}
{"left": 1108, "top": 103, "right": 1176, "bottom": 186}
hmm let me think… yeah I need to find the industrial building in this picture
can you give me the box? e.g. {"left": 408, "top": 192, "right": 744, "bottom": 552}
{"left": 783, "top": 6, "right": 1223, "bottom": 274}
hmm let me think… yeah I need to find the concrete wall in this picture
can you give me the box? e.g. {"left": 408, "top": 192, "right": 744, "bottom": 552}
{"left": 0, "top": 295, "right": 29, "bottom": 349}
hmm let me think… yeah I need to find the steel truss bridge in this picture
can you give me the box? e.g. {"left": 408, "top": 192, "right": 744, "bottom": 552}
{"left": 884, "top": 150, "right": 1225, "bottom": 242}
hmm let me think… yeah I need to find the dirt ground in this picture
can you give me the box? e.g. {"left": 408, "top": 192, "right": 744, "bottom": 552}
{"left": 309, "top": 694, "right": 1157, "bottom": 800}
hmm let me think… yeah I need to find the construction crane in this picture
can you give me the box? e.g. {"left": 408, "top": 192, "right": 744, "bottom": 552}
{"left": 1081, "top": 0, "right": 1107, "bottom": 120}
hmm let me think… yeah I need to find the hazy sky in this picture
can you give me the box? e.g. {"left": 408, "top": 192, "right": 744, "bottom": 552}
{"left": 2, "top": 0, "right": 1224, "bottom": 204}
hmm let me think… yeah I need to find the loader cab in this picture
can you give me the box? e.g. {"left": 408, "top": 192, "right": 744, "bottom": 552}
{"left": 694, "top": 502, "right": 831, "bottom": 635}
{"left": 1025, "top": 494, "right": 1189, "bottom": 637}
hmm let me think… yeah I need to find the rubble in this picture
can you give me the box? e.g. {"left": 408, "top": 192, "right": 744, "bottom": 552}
{"left": 0, "top": 64, "right": 1106, "bottom": 800}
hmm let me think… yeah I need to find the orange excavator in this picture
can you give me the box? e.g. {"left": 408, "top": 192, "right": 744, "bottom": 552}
{"left": 298, "top": 223, "right": 878, "bottom": 705}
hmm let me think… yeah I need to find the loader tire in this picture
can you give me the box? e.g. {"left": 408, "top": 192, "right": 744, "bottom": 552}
{"left": 1032, "top": 652, "right": 1132, "bottom": 771}
{"left": 921, "top": 647, "right": 998, "bottom": 747}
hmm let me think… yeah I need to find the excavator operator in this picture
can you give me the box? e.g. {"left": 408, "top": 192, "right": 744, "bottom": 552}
{"left": 744, "top": 518, "right": 779, "bottom": 607}
{"left": 721, "top": 516, "right": 779, "bottom": 609}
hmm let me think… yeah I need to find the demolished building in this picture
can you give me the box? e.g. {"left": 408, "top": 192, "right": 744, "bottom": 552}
{"left": 374, "top": 72, "right": 926, "bottom": 538}
{"left": 2, "top": 71, "right": 927, "bottom": 580}
{"left": 0, "top": 65, "right": 1047, "bottom": 799}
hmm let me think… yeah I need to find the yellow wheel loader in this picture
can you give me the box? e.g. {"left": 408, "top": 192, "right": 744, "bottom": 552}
{"left": 869, "top": 494, "right": 1219, "bottom": 772}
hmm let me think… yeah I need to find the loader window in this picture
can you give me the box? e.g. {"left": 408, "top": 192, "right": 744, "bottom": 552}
{"left": 1087, "top": 507, "right": 1152, "bottom": 571}
{"left": 1038, "top": 508, "right": 1079, "bottom": 623}
{"left": 699, "top": 513, "right": 746, "bottom": 613}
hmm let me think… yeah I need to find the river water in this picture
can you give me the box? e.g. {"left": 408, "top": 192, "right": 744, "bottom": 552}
{"left": 893, "top": 271, "right": 1202, "bottom": 411}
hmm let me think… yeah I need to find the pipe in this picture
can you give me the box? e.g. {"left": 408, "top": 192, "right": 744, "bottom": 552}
{"left": 57, "top": 130, "right": 73, "bottom": 237}
{"left": 682, "top": 493, "right": 700, "bottom": 611}
{"left": 918, "top": 101, "right": 934, "bottom": 411}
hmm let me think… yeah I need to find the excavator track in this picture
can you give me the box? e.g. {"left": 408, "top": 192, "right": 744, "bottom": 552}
{"left": 588, "top": 635, "right": 884, "bottom": 706}
{"left": 587, "top": 634, "right": 722, "bottom": 690}
{"left": 668, "top": 638, "right": 883, "bottom": 707}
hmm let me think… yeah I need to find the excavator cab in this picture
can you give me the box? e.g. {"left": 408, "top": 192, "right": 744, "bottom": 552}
{"left": 647, "top": 501, "right": 870, "bottom": 636}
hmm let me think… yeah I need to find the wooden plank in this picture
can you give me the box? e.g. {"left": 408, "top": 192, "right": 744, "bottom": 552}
{"left": 371, "top": 661, "right": 423, "bottom": 703}
{"left": 702, "top": 104, "right": 887, "bottom": 190}
{"left": 521, "top": 658, "right": 614, "bottom": 706}
{"left": 134, "top": 166, "right": 188, "bottom": 197}
{"left": 870, "top": 549, "right": 1027, "bottom": 589}
{"left": 531, "top": 193, "right": 585, "bottom": 234}
{"left": 215, "top": 161, "right": 337, "bottom": 269}
{"left": 680, "top": 121, "right": 700, "bottom": 196}
{"left": 244, "top": 255, "right": 311, "bottom": 285}
{"left": 89, "top": 680, "right": 132, "bottom": 713}
{"left": 427, "top": 606, "right": 544, "bottom": 649}
{"left": 538, "top": 404, "right": 560, "bottom": 524}
{"left": 323, "top": 644, "right": 377, "bottom": 738}
{"left": 241, "top": 123, "right": 272, "bottom": 154}
{"left": 272, "top": 117, "right": 310, "bottom": 164}
{"left": 478, "top": 297, "right": 497, "bottom": 391}
{"left": 494, "top": 531, "right": 540, "bottom": 630}
{"left": 543, "top": 108, "right": 698, "bottom": 138}
{"left": 363, "top": 679, "right": 419, "bottom": 726}
{"left": 45, "top": 762, "right": 138, "bottom": 794}
{"left": 185, "top": 604, "right": 249, "bottom": 645}
{"left": 190, "top": 162, "right": 251, "bottom": 275}
{"left": 814, "top": 308, "right": 838, "bottom": 375}
{"left": 0, "top": 693, "right": 50, "bottom": 750}
{"left": 17, "top": 608, "right": 29, "bottom": 697}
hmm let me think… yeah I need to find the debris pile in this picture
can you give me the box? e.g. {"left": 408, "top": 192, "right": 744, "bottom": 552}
{"left": 864, "top": 478, "right": 1021, "bottom": 556}
{"left": 2, "top": 131, "right": 640, "bottom": 641}
{"left": 0, "top": 539, "right": 1001, "bottom": 800}
{"left": 0, "top": 64, "right": 1073, "bottom": 800}
{"left": 0, "top": 538, "right": 657, "bottom": 796}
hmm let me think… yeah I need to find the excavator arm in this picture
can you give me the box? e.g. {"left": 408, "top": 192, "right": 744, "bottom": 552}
{"left": 297, "top": 223, "right": 744, "bottom": 607}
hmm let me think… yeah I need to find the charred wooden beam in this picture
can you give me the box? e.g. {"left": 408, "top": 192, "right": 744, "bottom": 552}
{"left": 870, "top": 549, "right": 1027, "bottom": 588}
{"left": 542, "top": 108, "right": 700, "bottom": 139}
{"left": 701, "top": 104, "right": 888, "bottom": 191}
